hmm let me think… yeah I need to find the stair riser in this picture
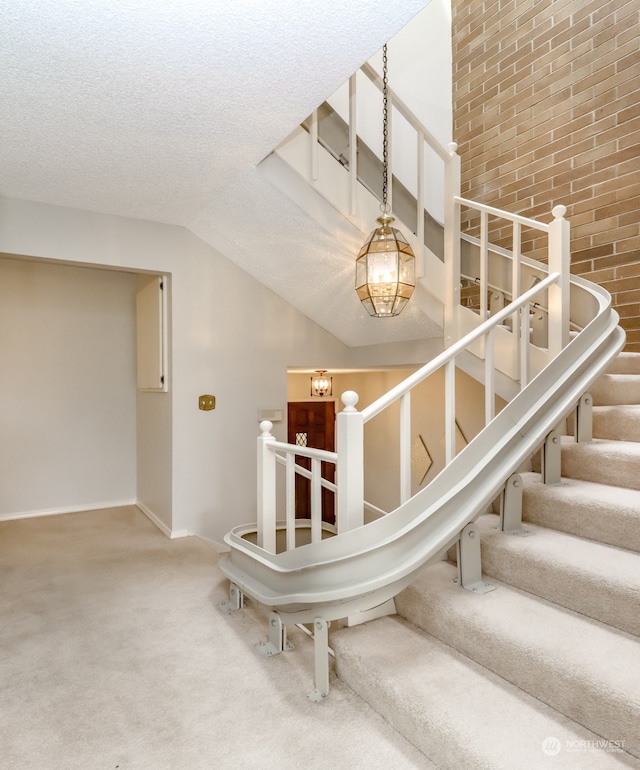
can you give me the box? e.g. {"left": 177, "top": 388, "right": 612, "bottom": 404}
{"left": 396, "top": 569, "right": 640, "bottom": 758}
{"left": 476, "top": 527, "right": 640, "bottom": 637}
{"left": 590, "top": 375, "right": 640, "bottom": 406}
{"left": 561, "top": 448, "right": 640, "bottom": 489}
{"left": 522, "top": 486, "right": 640, "bottom": 554}
{"left": 606, "top": 352, "right": 640, "bottom": 375}
{"left": 592, "top": 406, "right": 640, "bottom": 442}
{"left": 532, "top": 443, "right": 640, "bottom": 490}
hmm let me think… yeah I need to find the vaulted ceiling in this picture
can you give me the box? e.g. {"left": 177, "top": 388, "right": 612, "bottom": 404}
{"left": 1, "top": 0, "right": 441, "bottom": 347}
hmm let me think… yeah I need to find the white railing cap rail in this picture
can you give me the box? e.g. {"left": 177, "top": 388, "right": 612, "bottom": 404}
{"left": 361, "top": 270, "right": 560, "bottom": 422}
{"left": 267, "top": 440, "right": 338, "bottom": 464}
{"left": 455, "top": 196, "right": 566, "bottom": 234}
{"left": 360, "top": 61, "right": 450, "bottom": 163}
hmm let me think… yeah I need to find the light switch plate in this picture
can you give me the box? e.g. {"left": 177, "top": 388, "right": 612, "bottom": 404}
{"left": 199, "top": 395, "right": 216, "bottom": 411}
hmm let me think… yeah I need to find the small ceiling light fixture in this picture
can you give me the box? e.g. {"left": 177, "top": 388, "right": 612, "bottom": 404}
{"left": 310, "top": 370, "right": 332, "bottom": 397}
{"left": 356, "top": 44, "right": 416, "bottom": 318}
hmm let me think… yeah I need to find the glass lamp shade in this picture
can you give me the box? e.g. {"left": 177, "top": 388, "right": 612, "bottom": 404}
{"left": 355, "top": 214, "right": 416, "bottom": 317}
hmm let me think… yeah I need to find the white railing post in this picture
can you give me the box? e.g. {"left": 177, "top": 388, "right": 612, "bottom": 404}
{"left": 548, "top": 205, "right": 570, "bottom": 358}
{"left": 310, "top": 109, "right": 318, "bottom": 182}
{"left": 348, "top": 74, "right": 357, "bottom": 217}
{"left": 400, "top": 391, "right": 411, "bottom": 503}
{"left": 444, "top": 359, "right": 456, "bottom": 464}
{"left": 257, "top": 420, "right": 277, "bottom": 553}
{"left": 336, "top": 391, "right": 364, "bottom": 533}
{"left": 444, "top": 142, "right": 462, "bottom": 346}
{"left": 416, "top": 128, "right": 425, "bottom": 278}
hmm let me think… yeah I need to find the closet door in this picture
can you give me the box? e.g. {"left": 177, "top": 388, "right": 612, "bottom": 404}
{"left": 136, "top": 275, "right": 167, "bottom": 391}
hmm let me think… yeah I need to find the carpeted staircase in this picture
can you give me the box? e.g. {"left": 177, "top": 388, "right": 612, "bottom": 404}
{"left": 331, "top": 352, "right": 640, "bottom": 769}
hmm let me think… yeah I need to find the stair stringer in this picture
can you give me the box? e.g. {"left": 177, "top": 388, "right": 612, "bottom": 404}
{"left": 219, "top": 291, "right": 624, "bottom": 626}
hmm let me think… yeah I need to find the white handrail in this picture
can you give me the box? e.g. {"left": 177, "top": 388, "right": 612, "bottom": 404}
{"left": 454, "top": 195, "right": 551, "bottom": 232}
{"left": 269, "top": 441, "right": 336, "bottom": 464}
{"left": 360, "top": 61, "right": 450, "bottom": 162}
{"left": 362, "top": 271, "right": 560, "bottom": 422}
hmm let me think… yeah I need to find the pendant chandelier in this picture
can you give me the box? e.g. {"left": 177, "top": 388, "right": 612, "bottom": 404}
{"left": 310, "top": 370, "right": 332, "bottom": 397}
{"left": 355, "top": 44, "right": 416, "bottom": 318}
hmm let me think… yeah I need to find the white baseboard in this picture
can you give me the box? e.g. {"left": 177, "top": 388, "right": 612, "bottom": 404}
{"left": 0, "top": 499, "right": 137, "bottom": 522}
{"left": 135, "top": 502, "right": 191, "bottom": 540}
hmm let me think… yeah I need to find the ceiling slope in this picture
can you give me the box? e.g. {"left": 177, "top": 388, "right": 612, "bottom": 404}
{"left": 0, "top": 0, "right": 437, "bottom": 347}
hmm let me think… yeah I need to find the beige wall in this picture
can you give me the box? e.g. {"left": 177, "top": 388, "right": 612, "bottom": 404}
{"left": 0, "top": 196, "right": 354, "bottom": 543}
{"left": 452, "top": 0, "right": 640, "bottom": 350}
{"left": 0, "top": 257, "right": 138, "bottom": 518}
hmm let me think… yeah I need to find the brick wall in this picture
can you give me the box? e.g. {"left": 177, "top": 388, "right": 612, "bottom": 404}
{"left": 452, "top": 0, "right": 640, "bottom": 350}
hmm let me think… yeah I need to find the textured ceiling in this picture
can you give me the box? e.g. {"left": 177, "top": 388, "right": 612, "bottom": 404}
{"left": 0, "top": 0, "right": 440, "bottom": 348}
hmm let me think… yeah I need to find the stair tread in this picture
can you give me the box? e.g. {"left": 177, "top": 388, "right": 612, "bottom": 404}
{"left": 396, "top": 561, "right": 640, "bottom": 756}
{"left": 477, "top": 513, "right": 640, "bottom": 636}
{"left": 522, "top": 471, "right": 640, "bottom": 513}
{"left": 560, "top": 435, "right": 640, "bottom": 457}
{"left": 593, "top": 403, "right": 640, "bottom": 412}
{"left": 333, "top": 615, "right": 639, "bottom": 769}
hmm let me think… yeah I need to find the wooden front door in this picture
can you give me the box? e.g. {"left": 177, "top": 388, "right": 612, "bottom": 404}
{"left": 287, "top": 401, "right": 336, "bottom": 524}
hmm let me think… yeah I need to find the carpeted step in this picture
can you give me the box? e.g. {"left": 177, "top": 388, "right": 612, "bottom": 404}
{"left": 395, "top": 561, "right": 640, "bottom": 758}
{"left": 590, "top": 374, "right": 640, "bottom": 406}
{"left": 474, "top": 513, "right": 640, "bottom": 637}
{"left": 592, "top": 404, "right": 640, "bottom": 441}
{"left": 332, "top": 615, "right": 638, "bottom": 769}
{"left": 520, "top": 472, "right": 640, "bottom": 553}
{"left": 532, "top": 436, "right": 640, "bottom": 490}
{"left": 606, "top": 351, "right": 640, "bottom": 375}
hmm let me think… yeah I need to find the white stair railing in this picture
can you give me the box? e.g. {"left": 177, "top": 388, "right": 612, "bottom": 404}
{"left": 256, "top": 268, "right": 562, "bottom": 553}
{"left": 222, "top": 52, "right": 625, "bottom": 701}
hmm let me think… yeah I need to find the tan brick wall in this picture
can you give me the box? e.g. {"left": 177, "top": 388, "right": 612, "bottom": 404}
{"left": 452, "top": 0, "right": 640, "bottom": 350}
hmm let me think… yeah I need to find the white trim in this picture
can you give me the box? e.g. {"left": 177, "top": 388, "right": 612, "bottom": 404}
{"left": 0, "top": 499, "right": 137, "bottom": 522}
{"left": 135, "top": 502, "right": 189, "bottom": 540}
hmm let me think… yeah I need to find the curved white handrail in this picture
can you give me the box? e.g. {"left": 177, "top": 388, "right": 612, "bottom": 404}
{"left": 362, "top": 271, "right": 559, "bottom": 422}
{"left": 220, "top": 270, "right": 624, "bottom": 624}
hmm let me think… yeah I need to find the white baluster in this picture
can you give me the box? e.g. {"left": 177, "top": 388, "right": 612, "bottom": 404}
{"left": 444, "top": 142, "right": 461, "bottom": 346}
{"left": 548, "top": 205, "right": 570, "bottom": 358}
{"left": 400, "top": 391, "right": 411, "bottom": 503}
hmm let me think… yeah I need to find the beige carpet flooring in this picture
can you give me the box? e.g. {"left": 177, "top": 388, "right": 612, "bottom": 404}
{"left": 0, "top": 506, "right": 431, "bottom": 770}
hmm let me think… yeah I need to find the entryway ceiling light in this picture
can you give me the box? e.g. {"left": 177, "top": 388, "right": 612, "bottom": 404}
{"left": 310, "top": 370, "right": 332, "bottom": 397}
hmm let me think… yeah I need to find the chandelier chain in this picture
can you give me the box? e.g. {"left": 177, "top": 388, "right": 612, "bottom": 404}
{"left": 381, "top": 43, "right": 389, "bottom": 213}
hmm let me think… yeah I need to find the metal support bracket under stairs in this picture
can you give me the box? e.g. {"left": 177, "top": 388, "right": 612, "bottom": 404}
{"left": 308, "top": 618, "right": 330, "bottom": 702}
{"left": 574, "top": 392, "right": 593, "bottom": 443}
{"left": 499, "top": 472, "right": 532, "bottom": 536}
{"left": 256, "top": 611, "right": 295, "bottom": 657}
{"left": 219, "top": 582, "right": 245, "bottom": 613}
{"left": 541, "top": 427, "right": 562, "bottom": 485}
{"left": 455, "top": 522, "right": 496, "bottom": 594}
